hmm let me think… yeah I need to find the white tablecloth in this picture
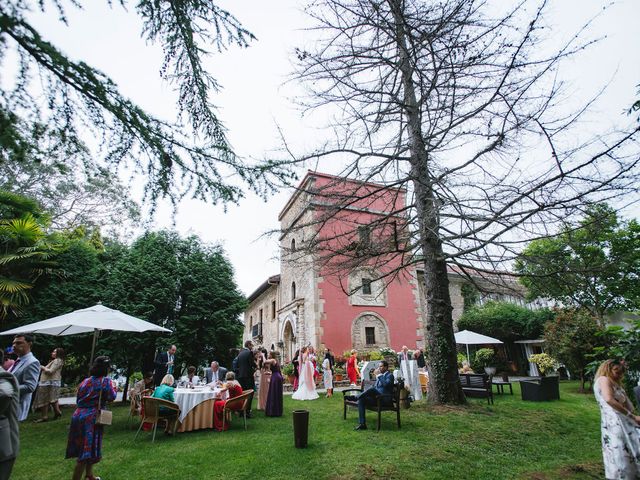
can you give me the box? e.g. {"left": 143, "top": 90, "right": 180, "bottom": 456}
{"left": 174, "top": 387, "right": 226, "bottom": 423}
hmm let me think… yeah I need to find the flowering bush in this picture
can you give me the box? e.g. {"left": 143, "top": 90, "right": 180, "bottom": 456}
{"left": 474, "top": 348, "right": 496, "bottom": 368}
{"left": 529, "top": 353, "right": 556, "bottom": 376}
{"left": 379, "top": 347, "right": 396, "bottom": 357}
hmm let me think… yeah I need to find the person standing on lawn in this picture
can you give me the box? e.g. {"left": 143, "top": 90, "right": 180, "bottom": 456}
{"left": 593, "top": 359, "right": 640, "bottom": 480}
{"left": 0, "top": 349, "right": 20, "bottom": 480}
{"left": 9, "top": 334, "right": 40, "bottom": 422}
{"left": 236, "top": 341, "right": 255, "bottom": 417}
{"left": 346, "top": 350, "right": 360, "bottom": 386}
{"left": 153, "top": 345, "right": 176, "bottom": 387}
{"left": 66, "top": 356, "right": 117, "bottom": 480}
{"left": 33, "top": 347, "right": 65, "bottom": 423}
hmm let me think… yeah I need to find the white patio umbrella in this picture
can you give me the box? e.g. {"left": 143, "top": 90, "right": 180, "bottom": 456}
{"left": 0, "top": 304, "right": 171, "bottom": 362}
{"left": 454, "top": 329, "right": 503, "bottom": 362}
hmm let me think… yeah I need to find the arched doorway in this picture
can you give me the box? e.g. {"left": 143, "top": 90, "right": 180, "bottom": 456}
{"left": 283, "top": 321, "right": 295, "bottom": 361}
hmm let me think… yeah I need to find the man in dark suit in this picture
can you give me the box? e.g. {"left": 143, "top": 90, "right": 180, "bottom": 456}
{"left": 236, "top": 340, "right": 255, "bottom": 416}
{"left": 204, "top": 361, "right": 227, "bottom": 384}
{"left": 352, "top": 360, "right": 394, "bottom": 430}
{"left": 153, "top": 345, "right": 176, "bottom": 386}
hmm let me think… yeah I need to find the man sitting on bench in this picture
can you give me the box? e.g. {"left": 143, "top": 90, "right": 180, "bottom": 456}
{"left": 349, "top": 360, "right": 394, "bottom": 431}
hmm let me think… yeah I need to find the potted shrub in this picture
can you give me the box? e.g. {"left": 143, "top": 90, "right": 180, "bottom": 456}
{"left": 528, "top": 353, "right": 556, "bottom": 377}
{"left": 282, "top": 362, "right": 295, "bottom": 384}
{"left": 334, "top": 364, "right": 345, "bottom": 381}
{"left": 475, "top": 348, "right": 496, "bottom": 375}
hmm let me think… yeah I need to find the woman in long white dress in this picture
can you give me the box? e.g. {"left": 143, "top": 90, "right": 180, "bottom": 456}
{"left": 593, "top": 359, "right": 640, "bottom": 480}
{"left": 322, "top": 354, "right": 333, "bottom": 398}
{"left": 292, "top": 347, "right": 319, "bottom": 401}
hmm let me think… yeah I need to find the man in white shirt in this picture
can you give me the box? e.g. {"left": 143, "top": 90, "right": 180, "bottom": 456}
{"left": 153, "top": 345, "right": 177, "bottom": 386}
{"left": 204, "top": 361, "right": 227, "bottom": 384}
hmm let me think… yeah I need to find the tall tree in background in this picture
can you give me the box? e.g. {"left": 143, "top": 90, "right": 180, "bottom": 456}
{"left": 288, "top": 0, "right": 639, "bottom": 404}
{"left": 0, "top": 154, "right": 140, "bottom": 231}
{"left": 0, "top": 0, "right": 294, "bottom": 209}
{"left": 102, "top": 231, "right": 244, "bottom": 390}
{"left": 172, "top": 237, "right": 246, "bottom": 369}
{"left": 515, "top": 204, "right": 640, "bottom": 323}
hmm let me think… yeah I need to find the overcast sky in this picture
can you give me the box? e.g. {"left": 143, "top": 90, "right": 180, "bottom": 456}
{"left": 26, "top": 0, "right": 640, "bottom": 296}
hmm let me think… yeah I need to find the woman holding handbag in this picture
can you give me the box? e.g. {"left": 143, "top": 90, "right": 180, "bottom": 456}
{"left": 66, "top": 356, "right": 117, "bottom": 480}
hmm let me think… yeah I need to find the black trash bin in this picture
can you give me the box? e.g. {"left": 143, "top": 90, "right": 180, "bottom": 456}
{"left": 293, "top": 410, "right": 309, "bottom": 448}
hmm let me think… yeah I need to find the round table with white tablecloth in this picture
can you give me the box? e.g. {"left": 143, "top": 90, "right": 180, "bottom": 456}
{"left": 174, "top": 387, "right": 228, "bottom": 432}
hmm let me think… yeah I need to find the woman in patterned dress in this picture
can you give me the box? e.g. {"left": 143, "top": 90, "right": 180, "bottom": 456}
{"left": 66, "top": 356, "right": 117, "bottom": 480}
{"left": 594, "top": 359, "right": 640, "bottom": 480}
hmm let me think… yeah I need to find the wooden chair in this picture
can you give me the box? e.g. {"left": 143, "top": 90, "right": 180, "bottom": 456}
{"left": 221, "top": 389, "right": 254, "bottom": 432}
{"left": 343, "top": 381, "right": 402, "bottom": 431}
{"left": 134, "top": 397, "right": 181, "bottom": 442}
{"left": 127, "top": 388, "right": 153, "bottom": 425}
{"left": 419, "top": 373, "right": 429, "bottom": 394}
{"left": 459, "top": 373, "right": 494, "bottom": 405}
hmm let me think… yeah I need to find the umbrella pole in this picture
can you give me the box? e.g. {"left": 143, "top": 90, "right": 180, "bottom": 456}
{"left": 89, "top": 329, "right": 98, "bottom": 366}
{"left": 466, "top": 344, "right": 470, "bottom": 363}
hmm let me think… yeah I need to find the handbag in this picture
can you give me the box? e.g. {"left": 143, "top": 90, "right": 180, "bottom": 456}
{"left": 95, "top": 378, "right": 112, "bottom": 426}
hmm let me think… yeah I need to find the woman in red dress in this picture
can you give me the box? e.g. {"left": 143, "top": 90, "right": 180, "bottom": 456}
{"left": 213, "top": 371, "right": 244, "bottom": 431}
{"left": 346, "top": 350, "right": 360, "bottom": 386}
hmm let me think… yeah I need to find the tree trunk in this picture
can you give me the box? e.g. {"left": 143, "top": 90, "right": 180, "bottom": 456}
{"left": 121, "top": 363, "right": 131, "bottom": 404}
{"left": 390, "top": 0, "right": 465, "bottom": 405}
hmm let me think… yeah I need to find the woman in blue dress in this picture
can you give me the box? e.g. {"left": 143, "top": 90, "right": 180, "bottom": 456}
{"left": 66, "top": 356, "right": 117, "bottom": 480}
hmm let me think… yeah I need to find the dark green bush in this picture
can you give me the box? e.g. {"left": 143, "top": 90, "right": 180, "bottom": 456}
{"left": 457, "top": 301, "right": 554, "bottom": 342}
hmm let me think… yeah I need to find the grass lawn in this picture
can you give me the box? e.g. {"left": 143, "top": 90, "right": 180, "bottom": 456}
{"left": 13, "top": 381, "right": 604, "bottom": 480}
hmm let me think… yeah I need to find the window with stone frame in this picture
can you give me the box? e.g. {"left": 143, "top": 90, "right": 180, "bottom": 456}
{"left": 348, "top": 268, "right": 386, "bottom": 307}
{"left": 272, "top": 300, "right": 276, "bottom": 320}
{"left": 291, "top": 282, "right": 296, "bottom": 301}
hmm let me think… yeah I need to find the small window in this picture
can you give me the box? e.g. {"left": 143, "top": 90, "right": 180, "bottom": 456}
{"left": 291, "top": 282, "right": 296, "bottom": 301}
{"left": 365, "top": 327, "right": 376, "bottom": 345}
{"left": 358, "top": 225, "right": 370, "bottom": 245}
{"left": 259, "top": 309, "right": 263, "bottom": 322}
{"left": 272, "top": 300, "right": 276, "bottom": 319}
{"left": 249, "top": 316, "right": 253, "bottom": 328}
{"left": 291, "top": 238, "right": 296, "bottom": 252}
{"left": 362, "top": 278, "right": 372, "bottom": 295}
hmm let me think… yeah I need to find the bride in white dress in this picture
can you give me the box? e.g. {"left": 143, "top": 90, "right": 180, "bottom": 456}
{"left": 593, "top": 359, "right": 640, "bottom": 480}
{"left": 292, "top": 346, "right": 319, "bottom": 401}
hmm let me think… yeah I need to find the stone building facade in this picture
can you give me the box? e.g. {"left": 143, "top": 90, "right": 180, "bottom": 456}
{"left": 243, "top": 171, "right": 527, "bottom": 361}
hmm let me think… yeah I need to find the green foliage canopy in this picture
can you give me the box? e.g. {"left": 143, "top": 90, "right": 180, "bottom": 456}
{"left": 543, "top": 308, "right": 603, "bottom": 391}
{"left": 457, "top": 301, "right": 553, "bottom": 343}
{"left": 515, "top": 204, "right": 640, "bottom": 321}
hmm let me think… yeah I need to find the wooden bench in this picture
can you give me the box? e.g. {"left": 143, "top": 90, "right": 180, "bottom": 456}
{"left": 459, "top": 373, "right": 493, "bottom": 405}
{"left": 342, "top": 380, "right": 402, "bottom": 431}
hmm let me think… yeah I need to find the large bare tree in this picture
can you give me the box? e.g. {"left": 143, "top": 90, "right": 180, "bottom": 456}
{"left": 284, "top": 0, "right": 639, "bottom": 404}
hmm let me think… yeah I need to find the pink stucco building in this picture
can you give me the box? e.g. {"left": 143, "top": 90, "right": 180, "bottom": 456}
{"left": 244, "top": 171, "right": 527, "bottom": 361}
